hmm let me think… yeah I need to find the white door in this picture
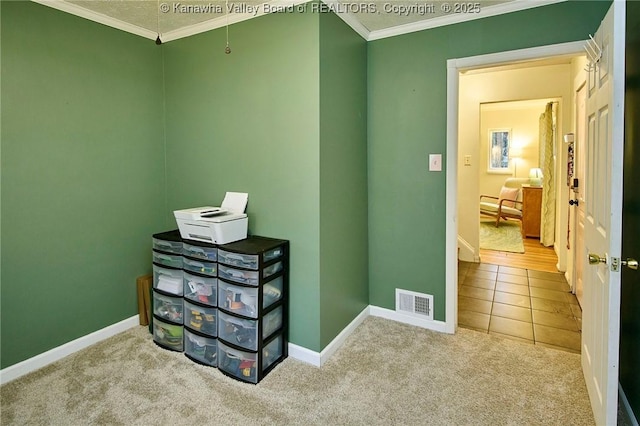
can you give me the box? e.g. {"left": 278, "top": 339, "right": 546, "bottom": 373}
{"left": 582, "top": 2, "right": 625, "bottom": 425}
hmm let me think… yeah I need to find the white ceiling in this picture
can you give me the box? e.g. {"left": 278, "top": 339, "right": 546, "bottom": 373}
{"left": 33, "top": 0, "right": 566, "bottom": 43}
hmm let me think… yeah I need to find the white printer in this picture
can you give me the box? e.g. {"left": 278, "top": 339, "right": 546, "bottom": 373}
{"left": 174, "top": 192, "right": 248, "bottom": 244}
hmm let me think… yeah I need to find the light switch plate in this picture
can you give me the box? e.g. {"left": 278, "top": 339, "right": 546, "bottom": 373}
{"left": 429, "top": 154, "right": 442, "bottom": 171}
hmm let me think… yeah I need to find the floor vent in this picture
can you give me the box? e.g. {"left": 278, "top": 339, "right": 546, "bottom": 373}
{"left": 395, "top": 289, "right": 434, "bottom": 320}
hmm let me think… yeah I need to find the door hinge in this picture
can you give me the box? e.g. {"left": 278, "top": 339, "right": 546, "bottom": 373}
{"left": 611, "top": 257, "right": 621, "bottom": 272}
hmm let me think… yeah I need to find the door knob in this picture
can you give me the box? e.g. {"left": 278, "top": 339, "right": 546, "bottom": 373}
{"left": 588, "top": 253, "right": 607, "bottom": 265}
{"left": 569, "top": 199, "right": 579, "bottom": 206}
{"left": 621, "top": 258, "right": 638, "bottom": 270}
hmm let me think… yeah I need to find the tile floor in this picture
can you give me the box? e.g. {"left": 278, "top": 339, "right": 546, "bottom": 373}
{"left": 458, "top": 261, "right": 582, "bottom": 353}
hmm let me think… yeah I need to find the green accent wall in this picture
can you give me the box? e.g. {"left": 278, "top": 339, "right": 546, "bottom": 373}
{"left": 162, "top": 11, "right": 323, "bottom": 350}
{"left": 1, "top": 2, "right": 165, "bottom": 368}
{"left": 163, "top": 9, "right": 369, "bottom": 352}
{"left": 319, "top": 12, "right": 368, "bottom": 348}
{"left": 367, "top": 1, "right": 611, "bottom": 319}
{"left": 0, "top": 0, "right": 613, "bottom": 369}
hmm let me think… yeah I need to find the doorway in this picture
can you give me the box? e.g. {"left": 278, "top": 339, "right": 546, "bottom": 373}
{"left": 476, "top": 98, "right": 560, "bottom": 274}
{"left": 446, "top": 43, "right": 587, "bottom": 351}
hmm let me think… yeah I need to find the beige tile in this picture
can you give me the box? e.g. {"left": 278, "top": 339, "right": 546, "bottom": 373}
{"left": 466, "top": 269, "right": 498, "bottom": 281}
{"left": 496, "top": 281, "right": 529, "bottom": 296}
{"left": 489, "top": 332, "right": 535, "bottom": 345}
{"left": 528, "top": 278, "right": 570, "bottom": 292}
{"left": 494, "top": 291, "right": 531, "bottom": 308}
{"left": 498, "top": 266, "right": 528, "bottom": 276}
{"left": 532, "top": 310, "right": 579, "bottom": 331}
{"left": 459, "top": 310, "right": 490, "bottom": 332}
{"left": 459, "top": 286, "right": 494, "bottom": 301}
{"left": 489, "top": 316, "right": 534, "bottom": 341}
{"left": 458, "top": 296, "right": 492, "bottom": 315}
{"left": 529, "top": 287, "right": 570, "bottom": 303}
{"left": 535, "top": 342, "right": 580, "bottom": 354}
{"left": 533, "top": 324, "right": 581, "bottom": 352}
{"left": 463, "top": 277, "right": 496, "bottom": 290}
{"left": 530, "top": 298, "right": 573, "bottom": 315}
{"left": 528, "top": 270, "right": 566, "bottom": 282}
{"left": 469, "top": 263, "right": 499, "bottom": 272}
{"left": 497, "top": 273, "right": 529, "bottom": 285}
{"left": 492, "top": 303, "right": 532, "bottom": 323}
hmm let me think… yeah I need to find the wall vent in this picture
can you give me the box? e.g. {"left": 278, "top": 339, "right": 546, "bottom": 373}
{"left": 395, "top": 289, "right": 434, "bottom": 321}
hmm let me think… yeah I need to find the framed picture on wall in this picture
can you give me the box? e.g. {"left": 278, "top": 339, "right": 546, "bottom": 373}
{"left": 488, "top": 128, "right": 512, "bottom": 173}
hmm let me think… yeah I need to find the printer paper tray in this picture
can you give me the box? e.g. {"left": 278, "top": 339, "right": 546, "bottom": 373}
{"left": 181, "top": 222, "right": 215, "bottom": 243}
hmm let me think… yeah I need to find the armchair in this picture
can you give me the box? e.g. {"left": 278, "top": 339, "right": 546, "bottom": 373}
{"left": 480, "top": 178, "right": 529, "bottom": 227}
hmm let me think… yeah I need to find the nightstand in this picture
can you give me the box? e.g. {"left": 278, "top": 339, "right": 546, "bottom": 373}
{"left": 522, "top": 185, "right": 542, "bottom": 238}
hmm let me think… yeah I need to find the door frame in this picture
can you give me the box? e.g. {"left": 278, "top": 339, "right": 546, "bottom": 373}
{"left": 570, "top": 81, "right": 587, "bottom": 306}
{"left": 444, "top": 40, "right": 587, "bottom": 332}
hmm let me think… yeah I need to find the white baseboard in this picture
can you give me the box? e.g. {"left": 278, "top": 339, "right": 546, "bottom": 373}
{"left": 288, "top": 306, "right": 369, "bottom": 367}
{"left": 287, "top": 342, "right": 323, "bottom": 367}
{"left": 0, "top": 315, "right": 140, "bottom": 385}
{"left": 288, "top": 304, "right": 451, "bottom": 367}
{"left": 457, "top": 235, "right": 478, "bottom": 263}
{"left": 4, "top": 306, "right": 451, "bottom": 381}
{"left": 369, "top": 305, "right": 450, "bottom": 333}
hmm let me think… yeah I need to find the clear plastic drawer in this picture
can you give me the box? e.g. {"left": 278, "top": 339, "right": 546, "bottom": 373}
{"left": 184, "top": 328, "right": 217, "bottom": 367}
{"left": 218, "top": 306, "right": 282, "bottom": 351}
{"left": 153, "top": 317, "right": 183, "bottom": 352}
{"left": 152, "top": 251, "right": 183, "bottom": 269}
{"left": 153, "top": 264, "right": 184, "bottom": 296}
{"left": 217, "top": 245, "right": 285, "bottom": 270}
{"left": 217, "top": 333, "right": 285, "bottom": 384}
{"left": 183, "top": 257, "right": 217, "bottom": 277}
{"left": 218, "top": 277, "right": 283, "bottom": 318}
{"left": 183, "top": 272, "right": 217, "bottom": 307}
{"left": 153, "top": 291, "right": 183, "bottom": 324}
{"left": 152, "top": 237, "right": 183, "bottom": 255}
{"left": 217, "top": 250, "right": 259, "bottom": 270}
{"left": 184, "top": 300, "right": 217, "bottom": 337}
{"left": 263, "top": 261, "right": 283, "bottom": 278}
{"left": 218, "top": 261, "right": 282, "bottom": 286}
{"left": 218, "top": 340, "right": 258, "bottom": 383}
{"left": 218, "top": 264, "right": 258, "bottom": 286}
{"left": 183, "top": 242, "right": 217, "bottom": 262}
{"left": 262, "top": 334, "right": 284, "bottom": 371}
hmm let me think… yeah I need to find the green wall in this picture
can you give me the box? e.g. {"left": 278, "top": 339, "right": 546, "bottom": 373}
{"left": 367, "top": 1, "right": 611, "bottom": 320}
{"left": 162, "top": 11, "right": 324, "bottom": 350}
{"left": 319, "top": 12, "right": 368, "bottom": 348}
{"left": 1, "top": 3, "right": 165, "bottom": 368}
{"left": 162, "top": 9, "right": 370, "bottom": 352}
{"left": 1, "top": 0, "right": 613, "bottom": 369}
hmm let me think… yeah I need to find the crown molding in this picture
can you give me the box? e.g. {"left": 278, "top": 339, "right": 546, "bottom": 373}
{"left": 161, "top": 0, "right": 310, "bottom": 43}
{"left": 366, "top": 0, "right": 567, "bottom": 41}
{"left": 32, "top": 0, "right": 311, "bottom": 44}
{"left": 32, "top": 0, "right": 158, "bottom": 41}
{"left": 32, "top": 0, "right": 568, "bottom": 44}
{"left": 320, "top": 0, "right": 370, "bottom": 40}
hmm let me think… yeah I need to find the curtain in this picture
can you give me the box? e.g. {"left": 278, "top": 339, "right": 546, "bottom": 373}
{"left": 539, "top": 102, "right": 556, "bottom": 247}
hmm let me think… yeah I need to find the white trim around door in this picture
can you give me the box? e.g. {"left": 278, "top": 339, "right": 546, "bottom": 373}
{"left": 445, "top": 40, "right": 587, "bottom": 334}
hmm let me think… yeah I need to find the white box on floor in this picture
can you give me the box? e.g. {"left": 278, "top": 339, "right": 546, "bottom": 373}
{"left": 174, "top": 192, "right": 248, "bottom": 245}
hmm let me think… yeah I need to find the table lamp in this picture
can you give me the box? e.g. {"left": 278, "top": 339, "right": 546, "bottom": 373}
{"left": 529, "top": 168, "right": 543, "bottom": 186}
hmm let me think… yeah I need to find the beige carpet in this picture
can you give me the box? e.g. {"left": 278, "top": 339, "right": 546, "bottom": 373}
{"left": 480, "top": 220, "right": 525, "bottom": 253}
{"left": 0, "top": 317, "right": 594, "bottom": 425}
